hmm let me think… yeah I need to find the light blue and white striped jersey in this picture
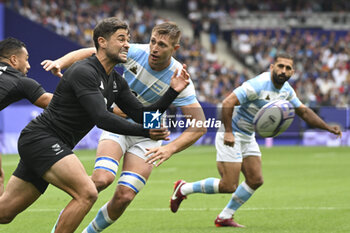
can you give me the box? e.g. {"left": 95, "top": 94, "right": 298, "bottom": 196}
{"left": 233, "top": 72, "right": 302, "bottom": 136}
{"left": 117, "top": 44, "right": 198, "bottom": 107}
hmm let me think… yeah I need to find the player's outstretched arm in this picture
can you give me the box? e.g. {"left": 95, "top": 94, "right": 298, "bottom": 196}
{"left": 33, "top": 93, "right": 53, "bottom": 109}
{"left": 222, "top": 92, "right": 240, "bottom": 147}
{"left": 116, "top": 66, "right": 189, "bottom": 124}
{"left": 79, "top": 91, "right": 170, "bottom": 140}
{"left": 295, "top": 104, "right": 342, "bottom": 138}
{"left": 41, "top": 47, "right": 96, "bottom": 78}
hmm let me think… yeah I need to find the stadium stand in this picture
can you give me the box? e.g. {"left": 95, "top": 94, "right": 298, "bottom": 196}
{"left": 6, "top": 0, "right": 251, "bottom": 104}
{"left": 7, "top": 0, "right": 350, "bottom": 108}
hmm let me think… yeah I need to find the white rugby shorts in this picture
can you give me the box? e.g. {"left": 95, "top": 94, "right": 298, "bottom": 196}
{"left": 215, "top": 126, "right": 261, "bottom": 162}
{"left": 99, "top": 130, "right": 162, "bottom": 159}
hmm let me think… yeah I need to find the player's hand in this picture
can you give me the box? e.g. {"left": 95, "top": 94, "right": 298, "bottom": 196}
{"left": 223, "top": 132, "right": 235, "bottom": 147}
{"left": 149, "top": 127, "right": 170, "bottom": 141}
{"left": 328, "top": 125, "right": 342, "bottom": 139}
{"left": 144, "top": 145, "right": 173, "bottom": 167}
{"left": 41, "top": 60, "right": 63, "bottom": 78}
{"left": 0, "top": 168, "right": 4, "bottom": 196}
{"left": 170, "top": 64, "right": 190, "bottom": 92}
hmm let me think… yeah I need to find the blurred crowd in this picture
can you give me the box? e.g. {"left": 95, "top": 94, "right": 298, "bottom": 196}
{"left": 6, "top": 0, "right": 350, "bottom": 107}
{"left": 183, "top": 0, "right": 350, "bottom": 17}
{"left": 7, "top": 0, "right": 247, "bottom": 105}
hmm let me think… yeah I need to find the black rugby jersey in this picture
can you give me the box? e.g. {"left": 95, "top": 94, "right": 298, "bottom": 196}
{"left": 22, "top": 55, "right": 178, "bottom": 148}
{"left": 0, "top": 62, "right": 45, "bottom": 110}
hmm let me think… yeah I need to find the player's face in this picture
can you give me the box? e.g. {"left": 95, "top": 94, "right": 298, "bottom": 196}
{"left": 105, "top": 29, "right": 130, "bottom": 63}
{"left": 270, "top": 57, "right": 294, "bottom": 87}
{"left": 15, "top": 47, "right": 30, "bottom": 75}
{"left": 148, "top": 32, "right": 179, "bottom": 71}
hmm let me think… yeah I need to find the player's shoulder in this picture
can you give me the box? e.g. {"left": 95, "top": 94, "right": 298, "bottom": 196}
{"left": 281, "top": 81, "right": 293, "bottom": 90}
{"left": 171, "top": 57, "right": 183, "bottom": 69}
{"left": 281, "top": 81, "right": 296, "bottom": 95}
{"left": 245, "top": 72, "right": 270, "bottom": 90}
{"left": 128, "top": 43, "right": 149, "bottom": 57}
{"left": 248, "top": 72, "right": 270, "bottom": 84}
{"left": 69, "top": 56, "right": 99, "bottom": 74}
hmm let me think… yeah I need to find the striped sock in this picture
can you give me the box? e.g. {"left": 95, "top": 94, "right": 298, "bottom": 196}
{"left": 82, "top": 203, "right": 114, "bottom": 233}
{"left": 181, "top": 178, "right": 220, "bottom": 195}
{"left": 219, "top": 181, "right": 255, "bottom": 219}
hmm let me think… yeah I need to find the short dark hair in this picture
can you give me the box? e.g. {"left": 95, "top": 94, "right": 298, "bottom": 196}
{"left": 274, "top": 52, "right": 294, "bottom": 63}
{"left": 93, "top": 17, "right": 129, "bottom": 50}
{"left": 0, "top": 37, "right": 26, "bottom": 59}
{"left": 152, "top": 22, "right": 181, "bottom": 46}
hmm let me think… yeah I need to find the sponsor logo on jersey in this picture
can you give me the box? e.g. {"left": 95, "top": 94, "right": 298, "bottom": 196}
{"left": 0, "top": 65, "right": 7, "bottom": 75}
{"left": 113, "top": 81, "right": 118, "bottom": 93}
{"left": 130, "top": 66, "right": 138, "bottom": 75}
{"left": 51, "top": 143, "right": 64, "bottom": 155}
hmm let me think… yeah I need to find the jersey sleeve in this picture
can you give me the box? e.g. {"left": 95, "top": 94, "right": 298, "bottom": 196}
{"left": 68, "top": 65, "right": 100, "bottom": 98}
{"left": 115, "top": 76, "right": 179, "bottom": 123}
{"left": 18, "top": 78, "right": 46, "bottom": 103}
{"left": 233, "top": 81, "right": 258, "bottom": 105}
{"left": 286, "top": 84, "right": 302, "bottom": 108}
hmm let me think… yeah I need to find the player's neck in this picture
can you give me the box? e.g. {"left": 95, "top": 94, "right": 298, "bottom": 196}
{"left": 96, "top": 53, "right": 116, "bottom": 75}
{"left": 272, "top": 82, "right": 283, "bottom": 89}
{"left": 148, "top": 59, "right": 171, "bottom": 71}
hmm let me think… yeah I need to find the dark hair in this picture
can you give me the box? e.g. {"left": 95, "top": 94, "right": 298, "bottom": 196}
{"left": 152, "top": 21, "right": 181, "bottom": 46}
{"left": 0, "top": 37, "right": 26, "bottom": 59}
{"left": 274, "top": 52, "right": 294, "bottom": 63}
{"left": 93, "top": 17, "right": 129, "bottom": 50}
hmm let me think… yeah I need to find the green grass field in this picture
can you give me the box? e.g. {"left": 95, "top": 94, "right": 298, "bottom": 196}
{"left": 1, "top": 146, "right": 350, "bottom": 233}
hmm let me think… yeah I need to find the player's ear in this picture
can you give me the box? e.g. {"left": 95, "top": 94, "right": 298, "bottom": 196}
{"left": 9, "top": 54, "right": 18, "bottom": 67}
{"left": 98, "top": 37, "right": 107, "bottom": 49}
{"left": 290, "top": 67, "right": 295, "bottom": 76}
{"left": 269, "top": 63, "right": 274, "bottom": 71}
{"left": 174, "top": 43, "right": 180, "bottom": 51}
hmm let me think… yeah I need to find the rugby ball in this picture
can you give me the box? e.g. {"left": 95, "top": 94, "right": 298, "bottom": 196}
{"left": 253, "top": 100, "right": 295, "bottom": 138}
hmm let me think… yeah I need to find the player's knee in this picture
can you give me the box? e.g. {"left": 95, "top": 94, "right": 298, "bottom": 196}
{"left": 78, "top": 186, "right": 98, "bottom": 206}
{"left": 0, "top": 212, "right": 16, "bottom": 224}
{"left": 247, "top": 177, "right": 264, "bottom": 190}
{"left": 219, "top": 180, "right": 238, "bottom": 193}
{"left": 93, "top": 173, "right": 115, "bottom": 192}
{"left": 115, "top": 187, "right": 136, "bottom": 205}
{"left": 93, "top": 157, "right": 119, "bottom": 191}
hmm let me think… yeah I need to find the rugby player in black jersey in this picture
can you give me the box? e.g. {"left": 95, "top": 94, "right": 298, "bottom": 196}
{"left": 0, "top": 37, "right": 53, "bottom": 196}
{"left": 0, "top": 18, "right": 189, "bottom": 233}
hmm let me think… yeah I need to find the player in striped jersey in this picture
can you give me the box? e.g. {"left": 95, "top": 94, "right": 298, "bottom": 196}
{"left": 42, "top": 22, "right": 206, "bottom": 233}
{"left": 170, "top": 53, "right": 342, "bottom": 227}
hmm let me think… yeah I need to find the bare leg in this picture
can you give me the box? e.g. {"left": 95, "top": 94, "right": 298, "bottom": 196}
{"left": 43, "top": 154, "right": 98, "bottom": 233}
{"left": 92, "top": 139, "right": 124, "bottom": 192}
{"left": 217, "top": 161, "right": 242, "bottom": 193}
{"left": 0, "top": 154, "right": 4, "bottom": 196}
{"left": 0, "top": 175, "right": 41, "bottom": 223}
{"left": 107, "top": 153, "right": 153, "bottom": 220}
{"left": 241, "top": 156, "right": 263, "bottom": 190}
